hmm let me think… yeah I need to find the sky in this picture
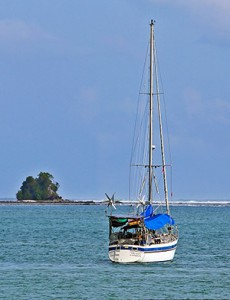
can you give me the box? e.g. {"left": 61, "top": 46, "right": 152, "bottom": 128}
{"left": 0, "top": 0, "right": 229, "bottom": 200}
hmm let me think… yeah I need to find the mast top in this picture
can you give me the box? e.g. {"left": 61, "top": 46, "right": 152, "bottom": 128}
{"left": 150, "top": 19, "right": 155, "bottom": 26}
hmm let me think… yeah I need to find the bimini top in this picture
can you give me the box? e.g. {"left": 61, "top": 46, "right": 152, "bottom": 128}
{"left": 109, "top": 215, "right": 140, "bottom": 227}
{"left": 144, "top": 213, "right": 175, "bottom": 230}
{"left": 109, "top": 205, "right": 175, "bottom": 230}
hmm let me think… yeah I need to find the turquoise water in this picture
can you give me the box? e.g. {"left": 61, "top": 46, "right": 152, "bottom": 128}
{"left": 0, "top": 204, "right": 229, "bottom": 299}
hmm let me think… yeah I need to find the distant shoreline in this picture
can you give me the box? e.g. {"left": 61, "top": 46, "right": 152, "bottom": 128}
{"left": 0, "top": 200, "right": 98, "bottom": 205}
{"left": 0, "top": 200, "right": 229, "bottom": 206}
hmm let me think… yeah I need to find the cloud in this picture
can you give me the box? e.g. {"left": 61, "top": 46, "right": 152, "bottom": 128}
{"left": 170, "top": 86, "right": 230, "bottom": 155}
{"left": 183, "top": 87, "right": 230, "bottom": 125}
{"left": 178, "top": 0, "right": 230, "bottom": 35}
{"left": 0, "top": 19, "right": 90, "bottom": 56}
{"left": 149, "top": 0, "right": 230, "bottom": 18}
{"left": 0, "top": 19, "right": 63, "bottom": 56}
{"left": 0, "top": 19, "right": 56, "bottom": 42}
{"left": 149, "top": 0, "right": 230, "bottom": 45}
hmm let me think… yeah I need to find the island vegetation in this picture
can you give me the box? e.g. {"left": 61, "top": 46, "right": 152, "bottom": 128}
{"left": 16, "top": 172, "right": 62, "bottom": 201}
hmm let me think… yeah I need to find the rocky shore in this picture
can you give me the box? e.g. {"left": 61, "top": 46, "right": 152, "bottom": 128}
{"left": 0, "top": 200, "right": 103, "bottom": 205}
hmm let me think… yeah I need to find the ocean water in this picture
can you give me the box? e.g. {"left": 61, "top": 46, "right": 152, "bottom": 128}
{"left": 0, "top": 204, "right": 229, "bottom": 300}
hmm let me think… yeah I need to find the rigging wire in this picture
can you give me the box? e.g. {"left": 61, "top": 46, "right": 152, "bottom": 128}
{"left": 129, "top": 42, "right": 150, "bottom": 200}
{"left": 154, "top": 40, "right": 174, "bottom": 201}
{"left": 129, "top": 37, "right": 174, "bottom": 204}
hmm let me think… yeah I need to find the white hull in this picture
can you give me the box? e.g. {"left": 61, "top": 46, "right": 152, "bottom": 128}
{"left": 109, "top": 239, "right": 178, "bottom": 263}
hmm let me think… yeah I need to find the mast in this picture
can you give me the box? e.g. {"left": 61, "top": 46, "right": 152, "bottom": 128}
{"left": 153, "top": 23, "right": 170, "bottom": 214}
{"left": 148, "top": 20, "right": 154, "bottom": 204}
{"left": 148, "top": 20, "right": 170, "bottom": 214}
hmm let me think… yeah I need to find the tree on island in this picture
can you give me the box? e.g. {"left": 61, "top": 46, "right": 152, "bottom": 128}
{"left": 16, "top": 172, "right": 62, "bottom": 201}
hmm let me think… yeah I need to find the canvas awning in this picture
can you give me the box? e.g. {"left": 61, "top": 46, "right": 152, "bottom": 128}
{"left": 144, "top": 213, "right": 175, "bottom": 230}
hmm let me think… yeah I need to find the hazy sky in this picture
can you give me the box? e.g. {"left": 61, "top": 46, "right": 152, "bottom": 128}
{"left": 0, "top": 0, "right": 229, "bottom": 200}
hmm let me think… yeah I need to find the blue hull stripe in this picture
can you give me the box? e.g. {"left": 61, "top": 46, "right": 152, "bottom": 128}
{"left": 109, "top": 244, "right": 177, "bottom": 252}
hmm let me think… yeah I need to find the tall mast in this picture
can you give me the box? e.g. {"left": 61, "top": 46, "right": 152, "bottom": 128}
{"left": 148, "top": 20, "right": 154, "bottom": 204}
{"left": 153, "top": 24, "right": 170, "bottom": 214}
{"left": 148, "top": 20, "right": 170, "bottom": 214}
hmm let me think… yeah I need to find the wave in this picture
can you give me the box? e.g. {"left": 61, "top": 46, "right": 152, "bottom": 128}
{"left": 169, "top": 200, "right": 230, "bottom": 207}
{"left": 107, "top": 200, "right": 230, "bottom": 207}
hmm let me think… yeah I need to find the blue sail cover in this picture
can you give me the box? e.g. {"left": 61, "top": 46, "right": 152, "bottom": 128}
{"left": 144, "top": 213, "right": 175, "bottom": 230}
{"left": 140, "top": 205, "right": 153, "bottom": 218}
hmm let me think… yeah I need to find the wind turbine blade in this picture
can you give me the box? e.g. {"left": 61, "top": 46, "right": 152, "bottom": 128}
{"left": 105, "top": 193, "right": 111, "bottom": 201}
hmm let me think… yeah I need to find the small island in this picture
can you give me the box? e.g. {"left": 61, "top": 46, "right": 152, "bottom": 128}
{"left": 16, "top": 172, "right": 62, "bottom": 202}
{"left": 12, "top": 171, "right": 101, "bottom": 205}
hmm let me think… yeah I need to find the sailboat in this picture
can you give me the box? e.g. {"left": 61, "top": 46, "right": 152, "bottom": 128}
{"left": 106, "top": 20, "right": 178, "bottom": 263}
